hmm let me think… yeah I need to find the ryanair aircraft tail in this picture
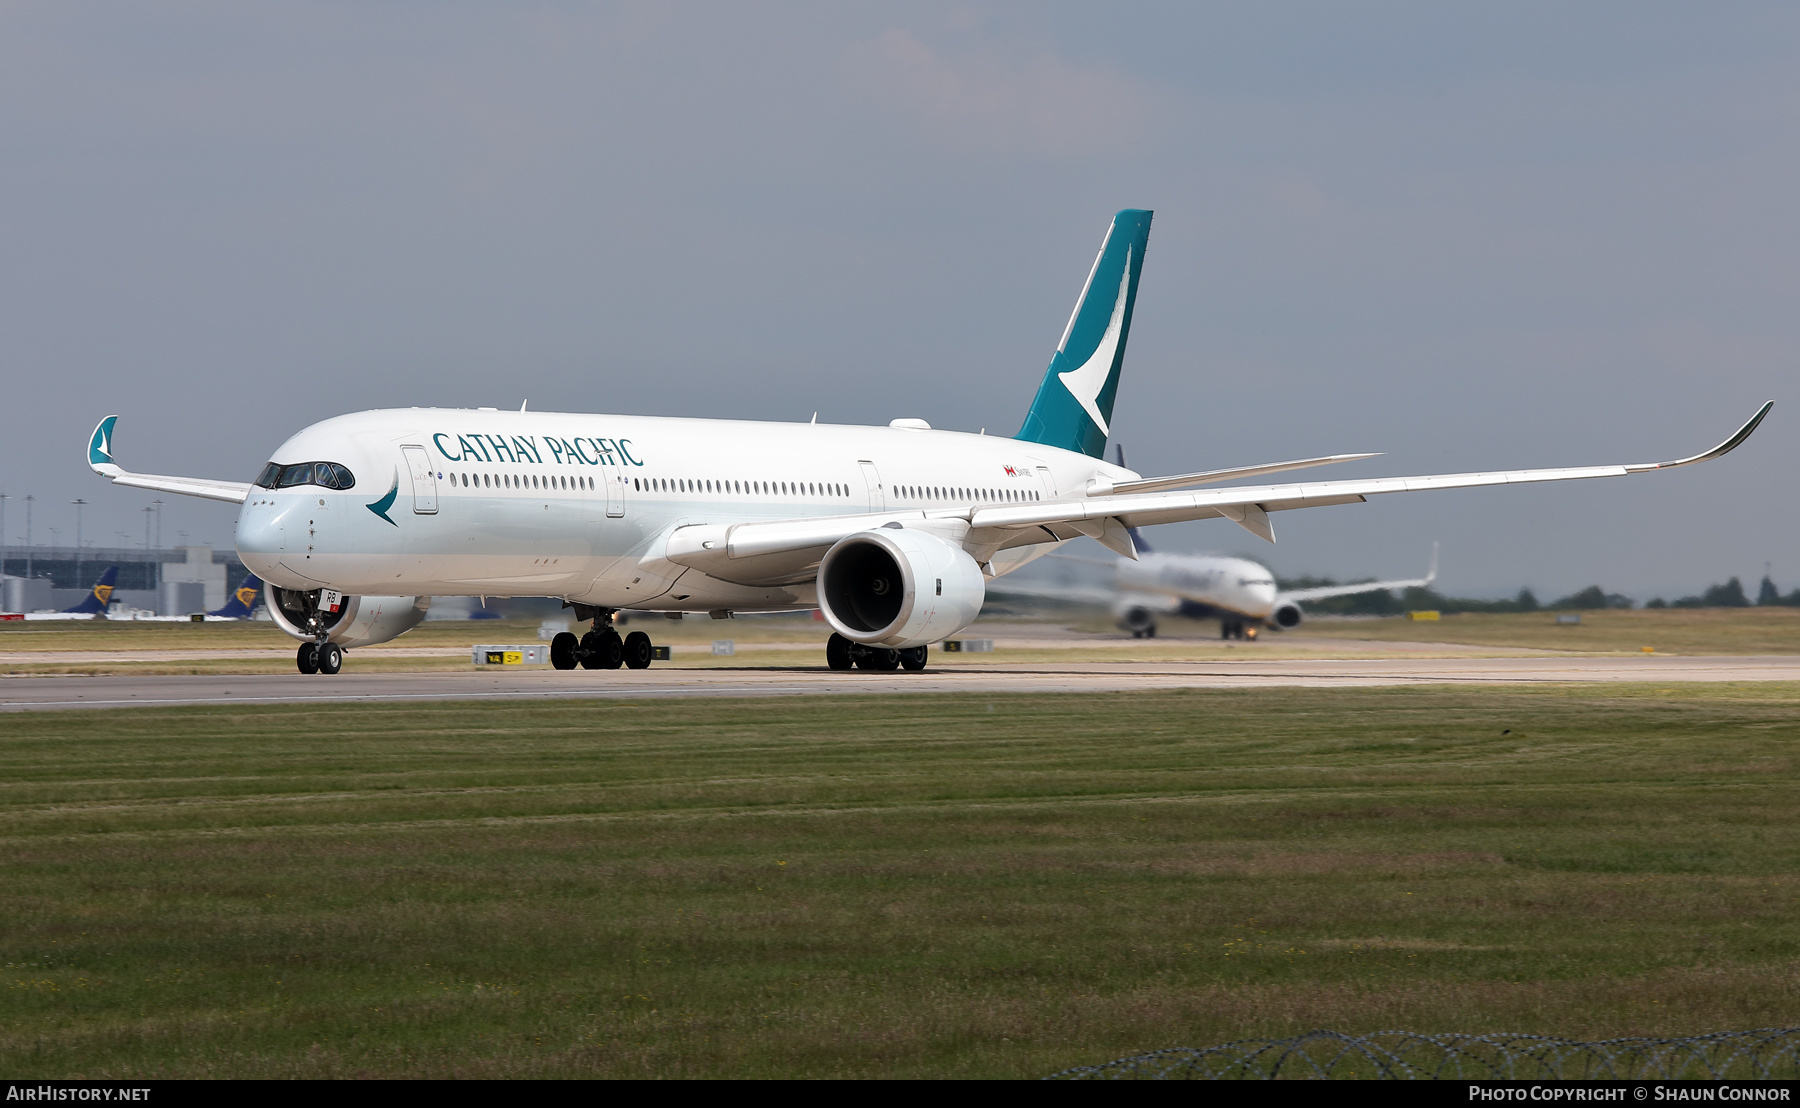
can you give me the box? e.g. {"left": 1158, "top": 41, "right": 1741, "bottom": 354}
{"left": 210, "top": 573, "right": 263, "bottom": 619}
{"left": 62, "top": 565, "right": 119, "bottom": 614}
{"left": 1015, "top": 209, "right": 1153, "bottom": 458}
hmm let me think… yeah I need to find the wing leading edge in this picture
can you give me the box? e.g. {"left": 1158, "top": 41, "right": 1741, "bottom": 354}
{"left": 1280, "top": 542, "right": 1439, "bottom": 604}
{"left": 970, "top": 401, "right": 1774, "bottom": 542}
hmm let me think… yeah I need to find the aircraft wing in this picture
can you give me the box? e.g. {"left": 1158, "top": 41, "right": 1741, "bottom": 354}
{"left": 1279, "top": 542, "right": 1439, "bottom": 604}
{"left": 87, "top": 416, "right": 252, "bottom": 504}
{"left": 662, "top": 402, "right": 1767, "bottom": 586}
{"left": 1281, "top": 578, "right": 1428, "bottom": 603}
{"left": 970, "top": 402, "right": 1772, "bottom": 545}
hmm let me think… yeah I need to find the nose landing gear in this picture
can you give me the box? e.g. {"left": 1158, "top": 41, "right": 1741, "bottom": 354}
{"left": 551, "top": 609, "right": 657, "bottom": 672}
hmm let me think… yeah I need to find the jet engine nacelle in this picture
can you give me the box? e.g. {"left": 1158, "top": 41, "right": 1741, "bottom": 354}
{"left": 817, "top": 527, "right": 985, "bottom": 649}
{"left": 1271, "top": 602, "right": 1303, "bottom": 630}
{"left": 1116, "top": 605, "right": 1157, "bottom": 636}
{"left": 268, "top": 587, "right": 431, "bottom": 649}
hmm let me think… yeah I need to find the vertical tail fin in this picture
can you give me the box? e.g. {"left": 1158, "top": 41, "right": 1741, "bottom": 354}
{"left": 1016, "top": 209, "right": 1153, "bottom": 458}
{"left": 62, "top": 565, "right": 118, "bottom": 614}
{"left": 210, "top": 573, "right": 263, "bottom": 618}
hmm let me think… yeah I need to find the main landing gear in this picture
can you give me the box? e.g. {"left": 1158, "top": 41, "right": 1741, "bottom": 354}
{"left": 1219, "top": 620, "right": 1258, "bottom": 642}
{"left": 551, "top": 611, "right": 654, "bottom": 671}
{"left": 295, "top": 641, "right": 343, "bottom": 675}
{"left": 825, "top": 633, "right": 928, "bottom": 672}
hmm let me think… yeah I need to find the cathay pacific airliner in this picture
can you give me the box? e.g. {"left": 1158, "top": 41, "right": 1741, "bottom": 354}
{"left": 85, "top": 210, "right": 1771, "bottom": 675}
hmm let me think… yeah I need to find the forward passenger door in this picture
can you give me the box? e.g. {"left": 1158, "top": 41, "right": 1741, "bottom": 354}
{"left": 401, "top": 445, "right": 438, "bottom": 514}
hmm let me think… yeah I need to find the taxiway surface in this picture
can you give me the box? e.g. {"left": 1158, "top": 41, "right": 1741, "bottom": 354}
{"left": 4, "top": 655, "right": 1798, "bottom": 711}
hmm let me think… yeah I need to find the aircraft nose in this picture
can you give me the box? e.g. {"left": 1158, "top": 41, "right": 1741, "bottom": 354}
{"left": 1251, "top": 580, "right": 1278, "bottom": 616}
{"left": 235, "top": 500, "right": 284, "bottom": 577}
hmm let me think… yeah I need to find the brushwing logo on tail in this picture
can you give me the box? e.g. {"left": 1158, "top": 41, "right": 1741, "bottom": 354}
{"left": 1014, "top": 209, "right": 1151, "bottom": 458}
{"left": 89, "top": 416, "right": 117, "bottom": 467}
{"left": 367, "top": 472, "right": 400, "bottom": 526}
{"left": 1055, "top": 244, "right": 1132, "bottom": 438}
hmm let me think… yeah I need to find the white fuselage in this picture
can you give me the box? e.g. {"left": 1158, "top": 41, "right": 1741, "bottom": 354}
{"left": 1113, "top": 552, "right": 1278, "bottom": 621}
{"left": 236, "top": 408, "right": 1132, "bottom": 613}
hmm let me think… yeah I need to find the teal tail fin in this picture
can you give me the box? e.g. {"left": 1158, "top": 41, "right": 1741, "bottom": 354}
{"left": 1015, "top": 209, "right": 1153, "bottom": 457}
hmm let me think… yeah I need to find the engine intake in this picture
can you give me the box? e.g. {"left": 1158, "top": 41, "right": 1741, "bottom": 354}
{"left": 269, "top": 587, "right": 431, "bottom": 649}
{"left": 1272, "top": 602, "right": 1303, "bottom": 630}
{"left": 818, "top": 528, "right": 985, "bottom": 649}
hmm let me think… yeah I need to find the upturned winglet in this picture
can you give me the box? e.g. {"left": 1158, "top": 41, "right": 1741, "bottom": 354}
{"left": 83, "top": 414, "right": 253, "bottom": 504}
{"left": 88, "top": 415, "right": 123, "bottom": 476}
{"left": 1625, "top": 401, "right": 1773, "bottom": 472}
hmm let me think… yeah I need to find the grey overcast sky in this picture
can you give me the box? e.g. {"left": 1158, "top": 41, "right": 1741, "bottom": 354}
{"left": 1, "top": 1, "right": 1794, "bottom": 599}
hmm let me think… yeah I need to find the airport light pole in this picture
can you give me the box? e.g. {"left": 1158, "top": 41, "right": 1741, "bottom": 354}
{"left": 144, "top": 506, "right": 153, "bottom": 549}
{"left": 0, "top": 492, "right": 7, "bottom": 573}
{"left": 24, "top": 495, "right": 32, "bottom": 581}
{"left": 72, "top": 499, "right": 85, "bottom": 583}
{"left": 154, "top": 500, "right": 163, "bottom": 550}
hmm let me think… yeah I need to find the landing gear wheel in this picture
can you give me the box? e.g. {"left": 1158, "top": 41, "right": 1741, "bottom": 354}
{"left": 295, "top": 642, "right": 319, "bottom": 674}
{"left": 899, "top": 646, "right": 928, "bottom": 672}
{"left": 859, "top": 647, "right": 901, "bottom": 672}
{"left": 826, "top": 633, "right": 853, "bottom": 671}
{"left": 623, "top": 631, "right": 653, "bottom": 669}
{"left": 551, "top": 631, "right": 579, "bottom": 670}
{"left": 582, "top": 629, "right": 624, "bottom": 670}
{"left": 316, "top": 642, "right": 343, "bottom": 675}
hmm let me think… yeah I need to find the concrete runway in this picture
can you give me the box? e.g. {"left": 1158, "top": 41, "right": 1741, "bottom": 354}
{"left": 4, "top": 655, "right": 1798, "bottom": 711}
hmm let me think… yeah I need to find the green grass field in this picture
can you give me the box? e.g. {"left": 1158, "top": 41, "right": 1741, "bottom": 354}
{"left": 4, "top": 685, "right": 1800, "bottom": 1077}
{"left": 1296, "top": 607, "right": 1800, "bottom": 656}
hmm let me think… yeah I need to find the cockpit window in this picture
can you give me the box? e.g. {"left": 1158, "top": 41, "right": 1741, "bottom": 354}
{"left": 258, "top": 461, "right": 357, "bottom": 490}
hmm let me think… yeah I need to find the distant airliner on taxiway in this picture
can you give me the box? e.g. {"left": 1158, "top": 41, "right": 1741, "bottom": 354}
{"left": 84, "top": 210, "right": 1770, "bottom": 675}
{"left": 993, "top": 446, "right": 1438, "bottom": 639}
{"left": 997, "top": 530, "right": 1436, "bottom": 640}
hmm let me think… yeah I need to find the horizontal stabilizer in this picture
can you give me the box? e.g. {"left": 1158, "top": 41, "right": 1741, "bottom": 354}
{"left": 1102, "top": 452, "right": 1380, "bottom": 497}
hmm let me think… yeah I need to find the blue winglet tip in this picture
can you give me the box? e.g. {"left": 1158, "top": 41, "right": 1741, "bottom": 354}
{"left": 89, "top": 415, "right": 118, "bottom": 467}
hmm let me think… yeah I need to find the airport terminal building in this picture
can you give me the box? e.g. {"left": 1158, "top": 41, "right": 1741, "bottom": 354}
{"left": 1, "top": 544, "right": 249, "bottom": 614}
